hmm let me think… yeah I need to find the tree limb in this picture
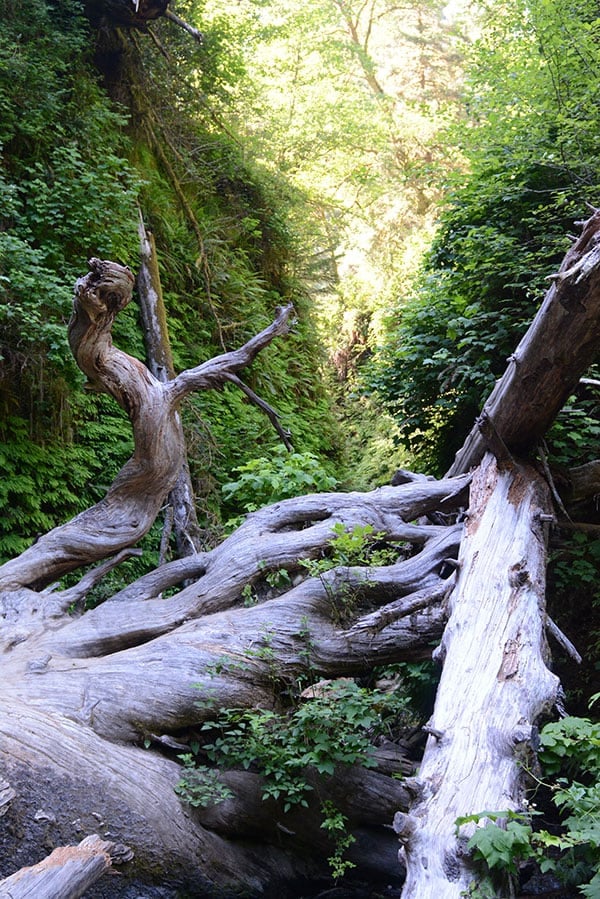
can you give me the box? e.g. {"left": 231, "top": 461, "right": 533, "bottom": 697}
{"left": 448, "top": 209, "right": 600, "bottom": 475}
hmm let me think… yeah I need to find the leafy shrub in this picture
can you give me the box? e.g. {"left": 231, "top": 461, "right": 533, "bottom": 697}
{"left": 176, "top": 678, "right": 410, "bottom": 877}
{"left": 455, "top": 715, "right": 600, "bottom": 897}
{"left": 222, "top": 445, "right": 338, "bottom": 518}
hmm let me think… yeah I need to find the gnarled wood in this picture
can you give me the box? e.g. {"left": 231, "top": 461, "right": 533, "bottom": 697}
{"left": 137, "top": 210, "right": 203, "bottom": 557}
{"left": 0, "top": 260, "right": 294, "bottom": 591}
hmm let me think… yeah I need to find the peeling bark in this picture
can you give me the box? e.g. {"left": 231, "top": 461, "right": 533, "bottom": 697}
{"left": 398, "top": 456, "right": 559, "bottom": 897}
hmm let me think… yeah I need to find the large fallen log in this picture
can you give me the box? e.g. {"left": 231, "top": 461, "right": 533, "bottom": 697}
{"left": 394, "top": 211, "right": 600, "bottom": 897}
{"left": 397, "top": 455, "right": 559, "bottom": 897}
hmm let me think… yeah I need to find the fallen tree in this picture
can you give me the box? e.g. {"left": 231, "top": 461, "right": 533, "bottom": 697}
{"left": 1, "top": 211, "right": 600, "bottom": 897}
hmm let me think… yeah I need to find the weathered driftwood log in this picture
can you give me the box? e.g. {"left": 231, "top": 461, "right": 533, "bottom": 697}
{"left": 0, "top": 479, "right": 464, "bottom": 894}
{"left": 448, "top": 209, "right": 600, "bottom": 476}
{"left": 397, "top": 455, "right": 559, "bottom": 896}
{"left": 395, "top": 212, "right": 600, "bottom": 898}
{"left": 0, "top": 834, "right": 132, "bottom": 899}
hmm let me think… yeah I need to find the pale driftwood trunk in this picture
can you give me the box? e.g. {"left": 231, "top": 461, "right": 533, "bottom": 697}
{"left": 392, "top": 212, "right": 600, "bottom": 898}
{"left": 397, "top": 455, "right": 559, "bottom": 896}
{"left": 0, "top": 835, "right": 131, "bottom": 899}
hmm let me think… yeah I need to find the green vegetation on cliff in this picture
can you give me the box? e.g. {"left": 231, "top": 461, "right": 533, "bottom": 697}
{"left": 0, "top": 0, "right": 340, "bottom": 561}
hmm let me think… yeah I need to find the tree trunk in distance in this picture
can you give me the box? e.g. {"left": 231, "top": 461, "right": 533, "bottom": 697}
{"left": 137, "top": 212, "right": 203, "bottom": 556}
{"left": 397, "top": 454, "right": 559, "bottom": 897}
{"left": 448, "top": 209, "right": 600, "bottom": 476}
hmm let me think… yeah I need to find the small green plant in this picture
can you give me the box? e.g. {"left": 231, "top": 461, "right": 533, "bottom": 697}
{"left": 195, "top": 679, "right": 408, "bottom": 807}
{"left": 298, "top": 523, "right": 400, "bottom": 621}
{"left": 241, "top": 582, "right": 258, "bottom": 606}
{"left": 174, "top": 755, "right": 234, "bottom": 808}
{"left": 294, "top": 614, "right": 315, "bottom": 673}
{"left": 320, "top": 801, "right": 356, "bottom": 881}
{"left": 455, "top": 715, "right": 600, "bottom": 897}
{"left": 175, "top": 678, "right": 409, "bottom": 878}
{"left": 300, "top": 522, "right": 400, "bottom": 578}
{"left": 222, "top": 446, "right": 338, "bottom": 519}
{"left": 550, "top": 531, "right": 600, "bottom": 601}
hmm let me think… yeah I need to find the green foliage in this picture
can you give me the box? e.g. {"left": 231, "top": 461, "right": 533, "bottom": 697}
{"left": 222, "top": 445, "right": 338, "bottom": 519}
{"left": 174, "top": 754, "right": 234, "bottom": 808}
{"left": 0, "top": 0, "right": 344, "bottom": 566}
{"left": 178, "top": 677, "right": 408, "bottom": 878}
{"left": 0, "top": 0, "right": 145, "bottom": 563}
{"left": 538, "top": 716, "right": 600, "bottom": 778}
{"left": 0, "top": 398, "right": 133, "bottom": 562}
{"left": 193, "top": 677, "right": 408, "bottom": 804}
{"left": 456, "top": 810, "right": 536, "bottom": 877}
{"left": 455, "top": 715, "right": 600, "bottom": 896}
{"left": 300, "top": 522, "right": 400, "bottom": 576}
{"left": 295, "top": 522, "right": 402, "bottom": 622}
{"left": 551, "top": 532, "right": 600, "bottom": 601}
{"left": 320, "top": 801, "right": 356, "bottom": 881}
{"left": 371, "top": 0, "right": 600, "bottom": 473}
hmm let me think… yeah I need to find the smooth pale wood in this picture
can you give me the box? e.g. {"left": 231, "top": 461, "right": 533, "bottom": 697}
{"left": 1, "top": 490, "right": 462, "bottom": 741}
{"left": 0, "top": 835, "right": 129, "bottom": 898}
{"left": 399, "top": 455, "right": 559, "bottom": 897}
{"left": 448, "top": 210, "right": 600, "bottom": 475}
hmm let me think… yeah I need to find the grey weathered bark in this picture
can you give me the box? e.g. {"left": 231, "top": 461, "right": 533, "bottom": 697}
{"left": 0, "top": 257, "right": 467, "bottom": 895}
{"left": 137, "top": 211, "right": 204, "bottom": 557}
{"left": 0, "top": 479, "right": 465, "bottom": 894}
